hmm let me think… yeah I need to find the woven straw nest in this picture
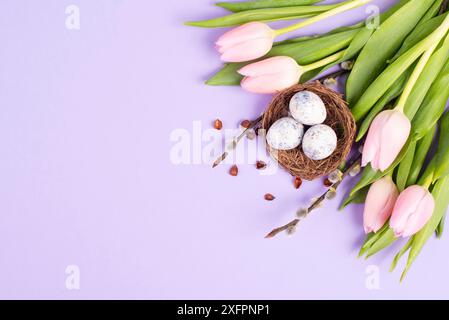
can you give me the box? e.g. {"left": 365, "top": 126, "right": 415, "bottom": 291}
{"left": 261, "top": 81, "right": 356, "bottom": 181}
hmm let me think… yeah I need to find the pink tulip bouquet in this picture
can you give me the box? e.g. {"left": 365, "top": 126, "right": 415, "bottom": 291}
{"left": 188, "top": 0, "right": 449, "bottom": 280}
{"left": 188, "top": 0, "right": 377, "bottom": 91}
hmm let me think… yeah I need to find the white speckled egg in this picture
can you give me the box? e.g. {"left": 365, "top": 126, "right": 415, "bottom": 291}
{"left": 302, "top": 124, "right": 337, "bottom": 160}
{"left": 267, "top": 117, "right": 304, "bottom": 151}
{"left": 289, "top": 91, "right": 327, "bottom": 126}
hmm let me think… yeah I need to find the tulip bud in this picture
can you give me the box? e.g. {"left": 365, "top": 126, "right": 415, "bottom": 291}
{"left": 362, "top": 110, "right": 411, "bottom": 172}
{"left": 363, "top": 176, "right": 399, "bottom": 234}
{"left": 390, "top": 185, "right": 435, "bottom": 238}
{"left": 215, "top": 22, "right": 275, "bottom": 63}
{"left": 238, "top": 56, "right": 302, "bottom": 94}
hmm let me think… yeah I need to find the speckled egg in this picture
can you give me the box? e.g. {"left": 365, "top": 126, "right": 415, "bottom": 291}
{"left": 289, "top": 91, "right": 327, "bottom": 126}
{"left": 266, "top": 117, "right": 304, "bottom": 151}
{"left": 302, "top": 124, "right": 337, "bottom": 160}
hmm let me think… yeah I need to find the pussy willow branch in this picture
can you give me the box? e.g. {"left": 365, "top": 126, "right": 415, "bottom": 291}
{"left": 212, "top": 69, "right": 349, "bottom": 168}
{"left": 212, "top": 114, "right": 263, "bottom": 168}
{"left": 265, "top": 154, "right": 362, "bottom": 239}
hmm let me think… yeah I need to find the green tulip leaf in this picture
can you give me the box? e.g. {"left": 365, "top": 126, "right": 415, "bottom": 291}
{"left": 365, "top": 228, "right": 396, "bottom": 258}
{"left": 216, "top": 0, "right": 324, "bottom": 13}
{"left": 411, "top": 59, "right": 449, "bottom": 140}
{"left": 396, "top": 141, "right": 416, "bottom": 192}
{"left": 404, "top": 32, "right": 449, "bottom": 120}
{"left": 419, "top": 0, "right": 444, "bottom": 23}
{"left": 390, "top": 238, "right": 413, "bottom": 272}
{"left": 358, "top": 223, "right": 390, "bottom": 258}
{"left": 417, "top": 158, "right": 436, "bottom": 187}
{"left": 356, "top": 69, "right": 410, "bottom": 142}
{"left": 406, "top": 125, "right": 436, "bottom": 186}
{"left": 391, "top": 12, "right": 448, "bottom": 61}
{"left": 339, "top": 186, "right": 369, "bottom": 210}
{"left": 351, "top": 29, "right": 440, "bottom": 121}
{"left": 299, "top": 25, "right": 380, "bottom": 83}
{"left": 436, "top": 215, "right": 446, "bottom": 239}
{"left": 433, "top": 112, "right": 449, "bottom": 181}
{"left": 186, "top": 4, "right": 335, "bottom": 28}
{"left": 346, "top": 0, "right": 434, "bottom": 106}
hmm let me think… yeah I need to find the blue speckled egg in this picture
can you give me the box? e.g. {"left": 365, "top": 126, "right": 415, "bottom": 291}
{"left": 266, "top": 117, "right": 304, "bottom": 151}
{"left": 289, "top": 91, "right": 327, "bottom": 126}
{"left": 302, "top": 124, "right": 337, "bottom": 160}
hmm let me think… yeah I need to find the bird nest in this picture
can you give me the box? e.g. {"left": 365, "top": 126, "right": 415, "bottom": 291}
{"left": 261, "top": 82, "right": 356, "bottom": 181}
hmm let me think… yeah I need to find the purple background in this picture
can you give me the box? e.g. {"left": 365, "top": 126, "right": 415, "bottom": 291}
{"left": 1, "top": 0, "right": 448, "bottom": 299}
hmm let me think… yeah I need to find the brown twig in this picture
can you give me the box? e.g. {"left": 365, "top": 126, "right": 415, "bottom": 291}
{"left": 265, "top": 154, "right": 362, "bottom": 239}
{"left": 212, "top": 114, "right": 264, "bottom": 168}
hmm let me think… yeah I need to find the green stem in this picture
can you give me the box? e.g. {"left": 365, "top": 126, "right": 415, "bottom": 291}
{"left": 302, "top": 50, "right": 345, "bottom": 72}
{"left": 395, "top": 14, "right": 449, "bottom": 112}
{"left": 275, "top": 0, "right": 373, "bottom": 36}
{"left": 418, "top": 159, "right": 436, "bottom": 188}
{"left": 395, "top": 43, "right": 438, "bottom": 112}
{"left": 421, "top": 177, "right": 433, "bottom": 190}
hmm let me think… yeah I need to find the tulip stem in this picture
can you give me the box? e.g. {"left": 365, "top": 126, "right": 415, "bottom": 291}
{"left": 274, "top": 0, "right": 374, "bottom": 37}
{"left": 394, "top": 43, "right": 439, "bottom": 113}
{"left": 419, "top": 169, "right": 434, "bottom": 190}
{"left": 421, "top": 179, "right": 432, "bottom": 190}
{"left": 395, "top": 15, "right": 449, "bottom": 113}
{"left": 302, "top": 50, "right": 346, "bottom": 73}
{"left": 418, "top": 159, "right": 436, "bottom": 187}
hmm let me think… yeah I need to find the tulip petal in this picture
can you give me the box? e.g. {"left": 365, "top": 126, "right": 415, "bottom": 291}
{"left": 220, "top": 38, "right": 273, "bottom": 62}
{"left": 401, "top": 192, "right": 435, "bottom": 237}
{"left": 238, "top": 56, "right": 299, "bottom": 76}
{"left": 362, "top": 112, "right": 390, "bottom": 168}
{"left": 216, "top": 22, "right": 275, "bottom": 62}
{"left": 391, "top": 186, "right": 424, "bottom": 224}
{"left": 238, "top": 56, "right": 302, "bottom": 94}
{"left": 390, "top": 186, "right": 431, "bottom": 237}
{"left": 378, "top": 112, "right": 411, "bottom": 171}
{"left": 363, "top": 176, "right": 398, "bottom": 234}
{"left": 216, "top": 22, "right": 274, "bottom": 48}
{"left": 241, "top": 71, "right": 300, "bottom": 94}
{"left": 361, "top": 110, "right": 411, "bottom": 172}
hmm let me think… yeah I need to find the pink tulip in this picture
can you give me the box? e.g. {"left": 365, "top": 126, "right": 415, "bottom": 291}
{"left": 238, "top": 56, "right": 302, "bottom": 94}
{"left": 390, "top": 185, "right": 435, "bottom": 238}
{"left": 362, "top": 110, "right": 411, "bottom": 172}
{"left": 363, "top": 176, "right": 399, "bottom": 234}
{"left": 216, "top": 22, "right": 275, "bottom": 62}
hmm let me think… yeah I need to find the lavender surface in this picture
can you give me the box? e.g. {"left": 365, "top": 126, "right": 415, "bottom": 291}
{"left": 0, "top": 0, "right": 449, "bottom": 299}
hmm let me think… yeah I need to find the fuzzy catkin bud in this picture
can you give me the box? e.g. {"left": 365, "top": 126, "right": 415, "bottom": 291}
{"left": 325, "top": 188, "right": 337, "bottom": 200}
{"left": 246, "top": 129, "right": 256, "bottom": 140}
{"left": 341, "top": 61, "right": 354, "bottom": 70}
{"left": 349, "top": 164, "right": 361, "bottom": 177}
{"left": 296, "top": 208, "right": 308, "bottom": 219}
{"left": 323, "top": 78, "right": 337, "bottom": 87}
{"left": 328, "top": 169, "right": 343, "bottom": 183}
{"left": 286, "top": 225, "right": 297, "bottom": 236}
